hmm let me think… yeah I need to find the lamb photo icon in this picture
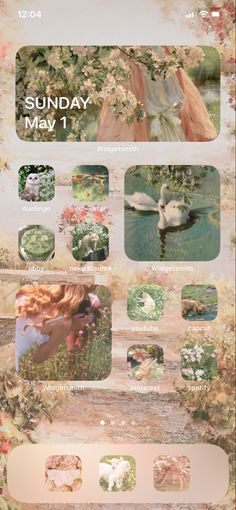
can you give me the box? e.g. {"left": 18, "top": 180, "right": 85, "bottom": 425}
{"left": 99, "top": 456, "right": 136, "bottom": 492}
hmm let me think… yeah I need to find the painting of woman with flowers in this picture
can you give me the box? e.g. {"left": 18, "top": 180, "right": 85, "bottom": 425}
{"left": 16, "top": 45, "right": 220, "bottom": 142}
{"left": 15, "top": 284, "right": 112, "bottom": 380}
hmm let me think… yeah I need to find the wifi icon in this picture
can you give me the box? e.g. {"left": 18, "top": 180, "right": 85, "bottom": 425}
{"left": 199, "top": 10, "right": 209, "bottom": 17}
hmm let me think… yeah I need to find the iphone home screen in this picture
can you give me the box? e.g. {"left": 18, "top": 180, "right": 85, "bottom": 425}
{"left": 0, "top": 1, "right": 235, "bottom": 509}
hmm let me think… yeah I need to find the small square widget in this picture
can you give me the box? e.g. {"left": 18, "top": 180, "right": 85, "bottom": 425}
{"left": 154, "top": 455, "right": 190, "bottom": 492}
{"left": 18, "top": 225, "right": 55, "bottom": 261}
{"left": 181, "top": 284, "right": 217, "bottom": 321}
{"left": 99, "top": 455, "right": 136, "bottom": 492}
{"left": 127, "top": 284, "right": 164, "bottom": 321}
{"left": 127, "top": 344, "right": 164, "bottom": 381}
{"left": 72, "top": 223, "right": 109, "bottom": 261}
{"left": 18, "top": 165, "right": 55, "bottom": 201}
{"left": 72, "top": 165, "right": 109, "bottom": 201}
{"left": 181, "top": 343, "right": 218, "bottom": 381}
{"left": 45, "top": 455, "right": 82, "bottom": 492}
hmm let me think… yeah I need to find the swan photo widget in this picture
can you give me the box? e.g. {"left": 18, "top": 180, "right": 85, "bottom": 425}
{"left": 127, "top": 284, "right": 164, "bottom": 321}
{"left": 18, "top": 165, "right": 55, "bottom": 202}
{"left": 124, "top": 165, "right": 220, "bottom": 262}
{"left": 181, "top": 284, "right": 218, "bottom": 321}
{"left": 127, "top": 344, "right": 164, "bottom": 381}
{"left": 15, "top": 46, "right": 220, "bottom": 142}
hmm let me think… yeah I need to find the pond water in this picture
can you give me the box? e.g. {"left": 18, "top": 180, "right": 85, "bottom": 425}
{"left": 125, "top": 170, "right": 220, "bottom": 262}
{"left": 185, "top": 305, "right": 217, "bottom": 322}
{"left": 199, "top": 81, "right": 220, "bottom": 105}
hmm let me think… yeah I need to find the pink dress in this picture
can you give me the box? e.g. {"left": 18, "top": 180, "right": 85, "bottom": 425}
{"left": 97, "top": 52, "right": 217, "bottom": 142}
{"left": 97, "top": 60, "right": 149, "bottom": 142}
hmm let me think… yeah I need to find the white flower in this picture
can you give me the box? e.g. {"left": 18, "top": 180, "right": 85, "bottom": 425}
{"left": 195, "top": 369, "right": 205, "bottom": 381}
{"left": 37, "top": 70, "right": 47, "bottom": 80}
{"left": 66, "top": 133, "right": 77, "bottom": 141}
{"left": 109, "top": 49, "right": 120, "bottom": 60}
{"left": 48, "top": 48, "right": 63, "bottom": 69}
{"left": 65, "top": 66, "right": 74, "bottom": 80}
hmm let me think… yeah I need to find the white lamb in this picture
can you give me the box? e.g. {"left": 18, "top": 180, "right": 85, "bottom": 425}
{"left": 137, "top": 292, "right": 156, "bottom": 314}
{"left": 99, "top": 458, "right": 131, "bottom": 491}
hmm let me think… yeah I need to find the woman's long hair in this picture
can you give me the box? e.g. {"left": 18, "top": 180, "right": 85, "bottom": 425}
{"left": 16, "top": 284, "right": 87, "bottom": 323}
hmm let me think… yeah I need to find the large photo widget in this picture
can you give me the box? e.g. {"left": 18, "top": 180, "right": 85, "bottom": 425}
{"left": 16, "top": 46, "right": 220, "bottom": 142}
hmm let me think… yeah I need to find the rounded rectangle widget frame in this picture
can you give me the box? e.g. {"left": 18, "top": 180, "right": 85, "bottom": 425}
{"left": 7, "top": 443, "right": 228, "bottom": 504}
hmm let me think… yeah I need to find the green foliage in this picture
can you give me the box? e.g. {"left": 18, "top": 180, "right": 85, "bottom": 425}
{"left": 147, "top": 164, "right": 209, "bottom": 192}
{"left": 19, "top": 286, "right": 112, "bottom": 381}
{"left": 127, "top": 284, "right": 164, "bottom": 321}
{"left": 72, "top": 223, "right": 109, "bottom": 261}
{"left": 0, "top": 370, "right": 65, "bottom": 509}
{"left": 205, "top": 98, "right": 220, "bottom": 134}
{"left": 18, "top": 165, "right": 55, "bottom": 201}
{"left": 128, "top": 164, "right": 216, "bottom": 206}
{"left": 100, "top": 456, "right": 136, "bottom": 492}
{"left": 188, "top": 47, "right": 220, "bottom": 83}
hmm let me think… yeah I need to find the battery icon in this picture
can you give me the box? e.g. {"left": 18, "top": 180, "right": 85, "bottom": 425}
{"left": 212, "top": 11, "right": 220, "bottom": 17}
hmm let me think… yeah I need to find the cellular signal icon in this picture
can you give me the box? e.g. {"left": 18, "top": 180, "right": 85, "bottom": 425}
{"left": 185, "top": 12, "right": 195, "bottom": 18}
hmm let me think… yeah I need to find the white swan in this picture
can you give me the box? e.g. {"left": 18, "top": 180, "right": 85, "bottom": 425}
{"left": 158, "top": 203, "right": 168, "bottom": 230}
{"left": 159, "top": 183, "right": 170, "bottom": 207}
{"left": 158, "top": 183, "right": 191, "bottom": 226}
{"left": 125, "top": 192, "right": 158, "bottom": 211}
{"left": 158, "top": 202, "right": 190, "bottom": 229}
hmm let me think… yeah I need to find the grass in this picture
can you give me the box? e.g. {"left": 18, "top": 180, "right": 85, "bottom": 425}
{"left": 188, "top": 47, "right": 220, "bottom": 133}
{"left": 205, "top": 98, "right": 220, "bottom": 134}
{"left": 188, "top": 46, "right": 220, "bottom": 83}
{"left": 127, "top": 284, "right": 164, "bottom": 321}
{"left": 99, "top": 456, "right": 136, "bottom": 492}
